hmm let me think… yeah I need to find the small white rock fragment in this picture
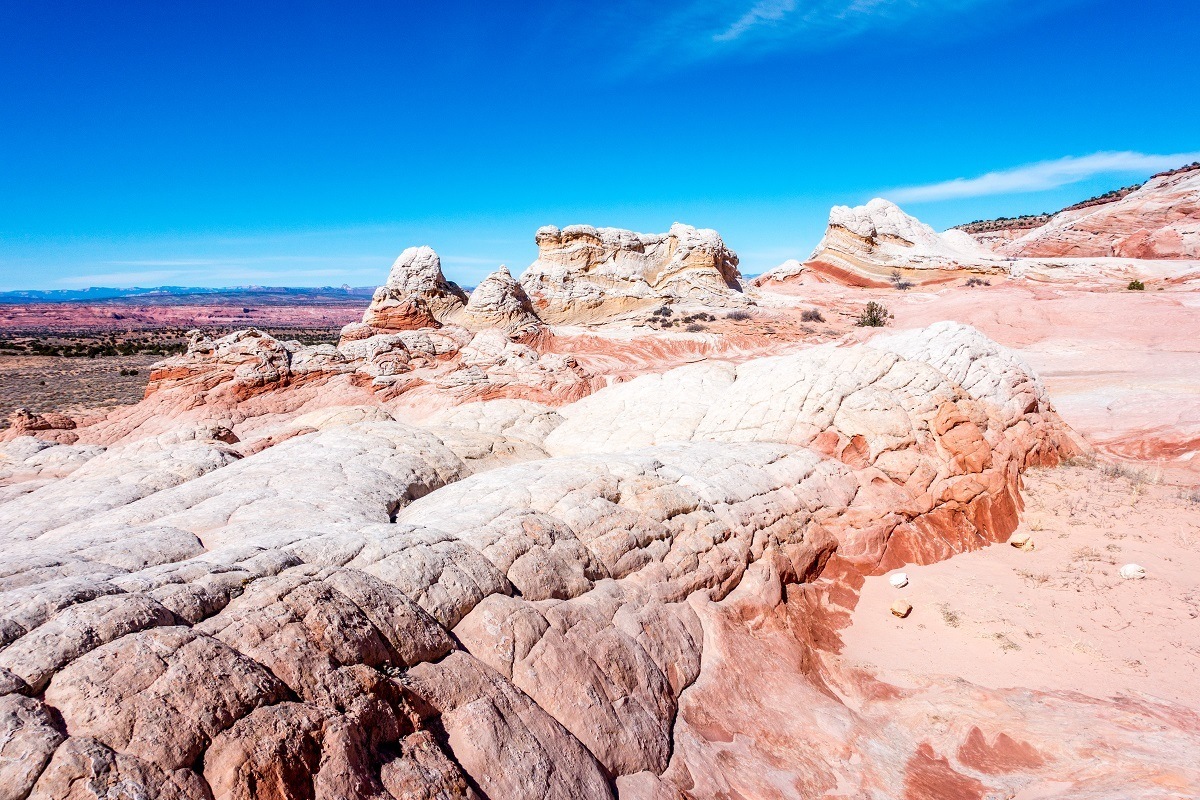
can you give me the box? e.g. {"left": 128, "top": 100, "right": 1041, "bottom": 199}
{"left": 889, "top": 572, "right": 909, "bottom": 588}
{"left": 890, "top": 599, "right": 913, "bottom": 618}
{"left": 1119, "top": 563, "right": 1146, "bottom": 580}
{"left": 1009, "top": 533, "right": 1034, "bottom": 551}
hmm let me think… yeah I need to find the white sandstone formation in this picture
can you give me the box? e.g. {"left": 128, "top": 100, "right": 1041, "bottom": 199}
{"left": 461, "top": 265, "right": 543, "bottom": 335}
{"left": 11, "top": 319, "right": 1183, "bottom": 800}
{"left": 868, "top": 321, "right": 1053, "bottom": 422}
{"left": 520, "top": 223, "right": 749, "bottom": 322}
{"left": 358, "top": 246, "right": 469, "bottom": 332}
{"left": 758, "top": 195, "right": 1200, "bottom": 288}
{"left": 758, "top": 198, "right": 1003, "bottom": 287}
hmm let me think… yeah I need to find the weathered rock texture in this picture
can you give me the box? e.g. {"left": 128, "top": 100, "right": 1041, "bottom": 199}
{"left": 1, "top": 316, "right": 1144, "bottom": 800}
{"left": 758, "top": 192, "right": 1200, "bottom": 289}
{"left": 759, "top": 198, "right": 1004, "bottom": 288}
{"left": 6, "top": 221, "right": 1200, "bottom": 800}
{"left": 460, "top": 266, "right": 543, "bottom": 336}
{"left": 995, "top": 165, "right": 1200, "bottom": 259}
{"left": 360, "top": 246, "right": 470, "bottom": 332}
{"left": 520, "top": 223, "right": 749, "bottom": 322}
{"left": 33, "top": 320, "right": 599, "bottom": 449}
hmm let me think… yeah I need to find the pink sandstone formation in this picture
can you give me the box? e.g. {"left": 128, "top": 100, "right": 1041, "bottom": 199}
{"left": 994, "top": 164, "right": 1200, "bottom": 259}
{"left": 3, "top": 208, "right": 1200, "bottom": 799}
{"left": 759, "top": 189, "right": 1200, "bottom": 289}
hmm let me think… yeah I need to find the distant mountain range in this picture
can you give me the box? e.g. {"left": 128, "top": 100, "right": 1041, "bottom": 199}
{"left": 0, "top": 285, "right": 377, "bottom": 304}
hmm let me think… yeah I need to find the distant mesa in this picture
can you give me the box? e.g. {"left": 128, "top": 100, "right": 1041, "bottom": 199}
{"left": 0, "top": 285, "right": 375, "bottom": 305}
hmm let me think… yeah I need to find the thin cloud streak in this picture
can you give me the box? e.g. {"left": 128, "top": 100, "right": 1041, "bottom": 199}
{"left": 714, "top": 0, "right": 797, "bottom": 42}
{"left": 889, "top": 151, "right": 1200, "bottom": 202}
{"left": 612, "top": 0, "right": 1021, "bottom": 70}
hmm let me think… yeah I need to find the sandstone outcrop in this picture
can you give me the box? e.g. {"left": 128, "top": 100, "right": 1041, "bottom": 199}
{"left": 79, "top": 321, "right": 597, "bottom": 449}
{"left": 3, "top": 409, "right": 79, "bottom": 445}
{"left": 520, "top": 223, "right": 749, "bottom": 322}
{"left": 757, "top": 198, "right": 1005, "bottom": 288}
{"left": 460, "top": 266, "right": 543, "bottom": 335}
{"left": 359, "top": 246, "right": 469, "bottom": 332}
{"left": 5, "top": 222, "right": 1199, "bottom": 799}
{"left": 994, "top": 165, "right": 1200, "bottom": 259}
{"left": 758, "top": 195, "right": 1200, "bottom": 288}
{"left": 0, "top": 319, "right": 1126, "bottom": 799}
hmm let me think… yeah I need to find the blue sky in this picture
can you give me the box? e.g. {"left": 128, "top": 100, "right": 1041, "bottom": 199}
{"left": 1, "top": 0, "right": 1197, "bottom": 290}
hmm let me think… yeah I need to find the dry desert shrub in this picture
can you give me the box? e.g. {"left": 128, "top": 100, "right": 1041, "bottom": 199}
{"left": 1099, "top": 462, "right": 1150, "bottom": 484}
{"left": 856, "top": 301, "right": 890, "bottom": 328}
{"left": 801, "top": 308, "right": 825, "bottom": 323}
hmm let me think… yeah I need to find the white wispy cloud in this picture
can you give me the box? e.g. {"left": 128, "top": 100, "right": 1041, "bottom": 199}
{"left": 889, "top": 151, "right": 1200, "bottom": 203}
{"left": 714, "top": 0, "right": 797, "bottom": 42}
{"left": 613, "top": 0, "right": 1032, "bottom": 67}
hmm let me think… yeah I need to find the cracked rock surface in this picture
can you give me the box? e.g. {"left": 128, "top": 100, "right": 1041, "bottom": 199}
{"left": 3, "top": 312, "right": 1192, "bottom": 800}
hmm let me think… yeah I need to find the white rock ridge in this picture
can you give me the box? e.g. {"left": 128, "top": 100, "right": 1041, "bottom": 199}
{"left": 758, "top": 195, "right": 1200, "bottom": 287}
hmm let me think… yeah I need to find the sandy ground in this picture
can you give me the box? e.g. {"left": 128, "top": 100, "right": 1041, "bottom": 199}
{"left": 0, "top": 354, "right": 159, "bottom": 422}
{"left": 838, "top": 461, "right": 1200, "bottom": 706}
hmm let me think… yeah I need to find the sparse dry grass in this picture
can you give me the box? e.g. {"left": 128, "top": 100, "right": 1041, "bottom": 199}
{"left": 1016, "top": 569, "right": 1052, "bottom": 585}
{"left": 993, "top": 632, "right": 1022, "bottom": 652}
{"left": 0, "top": 354, "right": 159, "bottom": 423}
{"left": 939, "top": 604, "right": 961, "bottom": 628}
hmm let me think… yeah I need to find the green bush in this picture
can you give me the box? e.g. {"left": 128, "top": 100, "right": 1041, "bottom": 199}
{"left": 856, "top": 301, "right": 890, "bottom": 327}
{"left": 1127, "top": 280, "right": 1145, "bottom": 291}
